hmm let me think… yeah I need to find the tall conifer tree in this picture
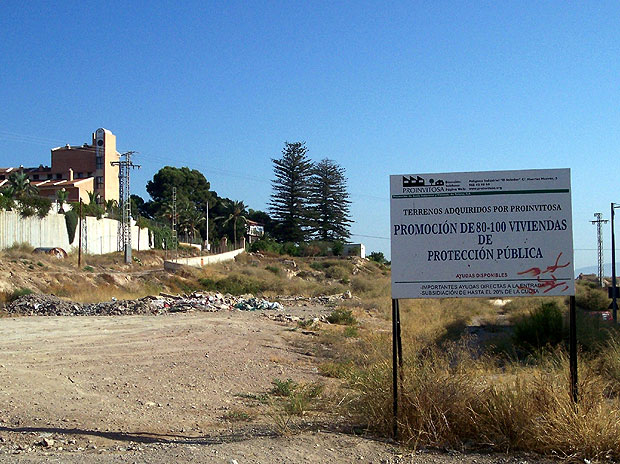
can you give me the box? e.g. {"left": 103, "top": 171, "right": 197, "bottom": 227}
{"left": 269, "top": 142, "right": 313, "bottom": 242}
{"left": 308, "top": 158, "right": 352, "bottom": 241}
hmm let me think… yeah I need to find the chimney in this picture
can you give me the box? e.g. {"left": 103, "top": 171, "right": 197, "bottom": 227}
{"left": 68, "top": 168, "right": 74, "bottom": 181}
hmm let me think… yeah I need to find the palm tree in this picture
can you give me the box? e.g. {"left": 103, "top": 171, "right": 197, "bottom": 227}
{"left": 156, "top": 201, "right": 176, "bottom": 229}
{"left": 216, "top": 200, "right": 247, "bottom": 247}
{"left": 105, "top": 199, "right": 118, "bottom": 218}
{"left": 179, "top": 206, "right": 205, "bottom": 244}
{"left": 7, "top": 171, "right": 37, "bottom": 200}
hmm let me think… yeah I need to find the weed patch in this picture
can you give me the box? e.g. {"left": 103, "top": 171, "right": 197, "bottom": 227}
{"left": 327, "top": 308, "right": 356, "bottom": 325}
{"left": 222, "top": 409, "right": 254, "bottom": 422}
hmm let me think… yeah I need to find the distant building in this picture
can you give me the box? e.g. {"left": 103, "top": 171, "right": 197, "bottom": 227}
{"left": 0, "top": 128, "right": 120, "bottom": 204}
{"left": 343, "top": 243, "right": 366, "bottom": 258}
{"left": 246, "top": 219, "right": 264, "bottom": 244}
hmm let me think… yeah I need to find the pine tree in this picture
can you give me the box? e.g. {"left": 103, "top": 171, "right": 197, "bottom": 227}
{"left": 269, "top": 142, "right": 313, "bottom": 242}
{"left": 308, "top": 158, "right": 352, "bottom": 241}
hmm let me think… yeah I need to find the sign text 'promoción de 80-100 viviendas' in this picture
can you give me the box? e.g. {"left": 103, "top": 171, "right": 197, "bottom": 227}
{"left": 389, "top": 169, "right": 574, "bottom": 299}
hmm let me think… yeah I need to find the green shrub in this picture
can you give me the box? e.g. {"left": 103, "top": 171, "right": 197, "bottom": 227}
{"left": 283, "top": 383, "right": 324, "bottom": 415}
{"left": 343, "top": 326, "right": 359, "bottom": 338}
{"left": 198, "top": 274, "right": 266, "bottom": 295}
{"left": 8, "top": 287, "right": 33, "bottom": 302}
{"left": 575, "top": 283, "right": 609, "bottom": 311}
{"left": 270, "top": 378, "right": 298, "bottom": 397}
{"left": 513, "top": 301, "right": 564, "bottom": 351}
{"left": 265, "top": 265, "right": 281, "bottom": 275}
{"left": 249, "top": 237, "right": 282, "bottom": 254}
{"left": 0, "top": 192, "right": 14, "bottom": 210}
{"left": 65, "top": 210, "right": 78, "bottom": 244}
{"left": 368, "top": 251, "right": 387, "bottom": 264}
{"left": 331, "top": 241, "right": 344, "bottom": 256}
{"left": 327, "top": 308, "right": 356, "bottom": 325}
{"left": 282, "top": 242, "right": 300, "bottom": 257}
{"left": 325, "top": 264, "right": 351, "bottom": 282}
{"left": 148, "top": 222, "right": 176, "bottom": 250}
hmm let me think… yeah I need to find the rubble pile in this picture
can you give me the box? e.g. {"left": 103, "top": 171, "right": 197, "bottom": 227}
{"left": 5, "top": 292, "right": 287, "bottom": 317}
{"left": 277, "top": 292, "right": 354, "bottom": 306}
{"left": 6, "top": 294, "right": 79, "bottom": 316}
{"left": 234, "top": 297, "right": 283, "bottom": 311}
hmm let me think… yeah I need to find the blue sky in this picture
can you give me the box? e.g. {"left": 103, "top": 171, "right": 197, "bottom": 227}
{"left": 1, "top": 1, "right": 619, "bottom": 271}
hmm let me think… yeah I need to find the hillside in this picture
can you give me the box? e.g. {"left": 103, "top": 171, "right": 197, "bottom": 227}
{"left": 0, "top": 245, "right": 390, "bottom": 306}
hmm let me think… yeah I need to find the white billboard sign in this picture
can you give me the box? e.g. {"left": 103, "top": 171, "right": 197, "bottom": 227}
{"left": 390, "top": 169, "right": 574, "bottom": 299}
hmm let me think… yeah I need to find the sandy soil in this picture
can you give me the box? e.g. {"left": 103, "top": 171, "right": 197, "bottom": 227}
{"left": 0, "top": 307, "right": 550, "bottom": 463}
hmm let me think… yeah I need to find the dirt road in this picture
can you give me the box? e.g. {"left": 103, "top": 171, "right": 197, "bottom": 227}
{"left": 0, "top": 308, "right": 548, "bottom": 463}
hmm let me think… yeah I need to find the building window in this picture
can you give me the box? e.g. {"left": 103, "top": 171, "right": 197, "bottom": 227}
{"left": 96, "top": 156, "right": 103, "bottom": 169}
{"left": 47, "top": 174, "right": 52, "bottom": 179}
{"left": 0, "top": 175, "right": 5, "bottom": 180}
{"left": 33, "top": 174, "right": 39, "bottom": 180}
{"left": 95, "top": 176, "right": 104, "bottom": 189}
{"left": 87, "top": 172, "right": 93, "bottom": 177}
{"left": 56, "top": 173, "right": 62, "bottom": 180}
{"left": 77, "top": 172, "right": 83, "bottom": 178}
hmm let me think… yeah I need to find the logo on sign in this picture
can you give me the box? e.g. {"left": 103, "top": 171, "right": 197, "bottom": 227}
{"left": 402, "top": 175, "right": 445, "bottom": 192}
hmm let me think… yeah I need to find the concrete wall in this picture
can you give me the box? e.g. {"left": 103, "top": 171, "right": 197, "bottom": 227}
{"left": 164, "top": 247, "right": 245, "bottom": 271}
{"left": 0, "top": 210, "right": 150, "bottom": 254}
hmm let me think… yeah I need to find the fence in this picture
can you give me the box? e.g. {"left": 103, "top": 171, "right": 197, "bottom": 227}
{"left": 0, "top": 210, "right": 151, "bottom": 254}
{"left": 164, "top": 247, "right": 245, "bottom": 271}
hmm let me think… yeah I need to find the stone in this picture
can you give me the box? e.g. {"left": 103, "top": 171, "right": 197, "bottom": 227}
{"left": 37, "top": 438, "right": 54, "bottom": 448}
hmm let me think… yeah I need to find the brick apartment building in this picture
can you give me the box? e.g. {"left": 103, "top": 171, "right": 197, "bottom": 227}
{"left": 0, "top": 128, "right": 120, "bottom": 204}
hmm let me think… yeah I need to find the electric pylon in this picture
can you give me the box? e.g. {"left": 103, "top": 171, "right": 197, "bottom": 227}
{"left": 591, "top": 213, "right": 609, "bottom": 287}
{"left": 111, "top": 151, "right": 140, "bottom": 264}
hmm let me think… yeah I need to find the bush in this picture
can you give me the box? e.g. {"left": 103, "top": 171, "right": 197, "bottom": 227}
{"left": 331, "top": 241, "right": 344, "bottom": 256}
{"left": 249, "top": 237, "right": 282, "bottom": 254}
{"left": 7, "top": 287, "right": 33, "bottom": 303}
{"left": 513, "top": 302, "right": 564, "bottom": 352}
{"left": 325, "top": 264, "right": 351, "bottom": 282}
{"left": 368, "top": 251, "right": 387, "bottom": 264}
{"left": 0, "top": 193, "right": 14, "bottom": 210}
{"left": 270, "top": 378, "right": 298, "bottom": 397}
{"left": 198, "top": 274, "right": 266, "bottom": 295}
{"left": 265, "top": 265, "right": 281, "bottom": 275}
{"left": 65, "top": 210, "right": 78, "bottom": 244}
{"left": 575, "top": 283, "right": 609, "bottom": 311}
{"left": 18, "top": 196, "right": 52, "bottom": 218}
{"left": 327, "top": 308, "right": 356, "bottom": 325}
{"left": 282, "top": 242, "right": 300, "bottom": 257}
{"left": 69, "top": 201, "right": 104, "bottom": 219}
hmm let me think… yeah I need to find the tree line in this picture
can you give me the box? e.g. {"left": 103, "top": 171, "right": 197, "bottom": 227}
{"left": 133, "top": 142, "right": 351, "bottom": 251}
{"left": 0, "top": 141, "right": 353, "bottom": 253}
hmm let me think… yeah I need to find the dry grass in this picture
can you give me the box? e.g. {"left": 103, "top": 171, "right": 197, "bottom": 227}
{"left": 326, "top": 299, "right": 620, "bottom": 461}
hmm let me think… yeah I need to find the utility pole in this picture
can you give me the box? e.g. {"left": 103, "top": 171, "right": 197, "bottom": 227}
{"left": 78, "top": 198, "right": 83, "bottom": 268}
{"left": 612, "top": 203, "right": 620, "bottom": 323}
{"left": 172, "top": 187, "right": 178, "bottom": 262}
{"left": 591, "top": 213, "right": 608, "bottom": 287}
{"left": 111, "top": 151, "right": 140, "bottom": 265}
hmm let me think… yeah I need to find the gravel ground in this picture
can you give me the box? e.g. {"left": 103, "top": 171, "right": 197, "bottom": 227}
{"left": 0, "top": 300, "right": 554, "bottom": 463}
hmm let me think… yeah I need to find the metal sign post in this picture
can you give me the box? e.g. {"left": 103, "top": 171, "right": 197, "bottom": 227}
{"left": 569, "top": 295, "right": 578, "bottom": 402}
{"left": 611, "top": 203, "right": 618, "bottom": 323}
{"left": 391, "top": 298, "right": 403, "bottom": 439}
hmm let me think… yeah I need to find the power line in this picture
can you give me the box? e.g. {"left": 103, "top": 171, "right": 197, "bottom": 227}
{"left": 350, "top": 233, "right": 390, "bottom": 240}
